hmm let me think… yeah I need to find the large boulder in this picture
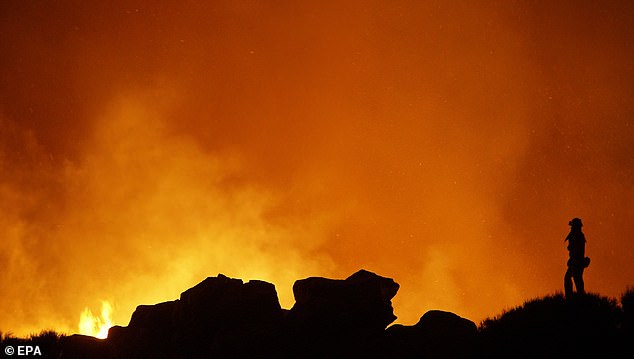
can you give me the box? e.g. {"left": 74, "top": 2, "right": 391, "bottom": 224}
{"left": 107, "top": 301, "right": 181, "bottom": 359}
{"left": 386, "top": 310, "right": 477, "bottom": 358}
{"left": 178, "top": 275, "right": 282, "bottom": 330}
{"left": 285, "top": 269, "right": 400, "bottom": 357}
{"left": 128, "top": 301, "right": 180, "bottom": 331}
{"left": 415, "top": 310, "right": 477, "bottom": 357}
{"left": 107, "top": 274, "right": 284, "bottom": 358}
{"left": 175, "top": 275, "right": 284, "bottom": 357}
{"left": 59, "top": 334, "right": 109, "bottom": 359}
{"left": 415, "top": 310, "right": 477, "bottom": 338}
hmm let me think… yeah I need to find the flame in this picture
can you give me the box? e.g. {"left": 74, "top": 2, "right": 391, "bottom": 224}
{"left": 78, "top": 301, "right": 113, "bottom": 339}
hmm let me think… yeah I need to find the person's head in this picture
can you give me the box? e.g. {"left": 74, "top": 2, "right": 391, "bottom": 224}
{"left": 568, "top": 217, "right": 583, "bottom": 229}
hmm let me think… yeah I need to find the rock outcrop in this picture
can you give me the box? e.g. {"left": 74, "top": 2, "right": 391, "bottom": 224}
{"left": 61, "top": 270, "right": 399, "bottom": 358}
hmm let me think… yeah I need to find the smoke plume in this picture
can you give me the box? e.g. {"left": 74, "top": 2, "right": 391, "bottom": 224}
{"left": 1, "top": 1, "right": 633, "bottom": 335}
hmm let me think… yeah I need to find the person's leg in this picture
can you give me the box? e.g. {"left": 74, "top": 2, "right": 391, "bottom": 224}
{"left": 564, "top": 268, "right": 573, "bottom": 298}
{"left": 573, "top": 268, "right": 585, "bottom": 294}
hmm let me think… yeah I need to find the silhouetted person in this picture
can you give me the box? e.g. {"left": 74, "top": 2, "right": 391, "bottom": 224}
{"left": 564, "top": 218, "right": 589, "bottom": 298}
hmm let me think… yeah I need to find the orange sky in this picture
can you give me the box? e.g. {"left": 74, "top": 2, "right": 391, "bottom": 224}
{"left": 1, "top": 1, "right": 633, "bottom": 336}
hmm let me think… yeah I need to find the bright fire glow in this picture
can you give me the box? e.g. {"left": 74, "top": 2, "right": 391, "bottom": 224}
{"left": 78, "top": 301, "right": 113, "bottom": 339}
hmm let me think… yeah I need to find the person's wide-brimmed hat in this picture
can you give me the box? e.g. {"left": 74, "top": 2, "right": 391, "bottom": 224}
{"left": 568, "top": 218, "right": 583, "bottom": 227}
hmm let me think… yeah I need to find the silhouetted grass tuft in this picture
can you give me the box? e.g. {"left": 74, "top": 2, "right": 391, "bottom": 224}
{"left": 0, "top": 331, "right": 16, "bottom": 342}
{"left": 622, "top": 286, "right": 634, "bottom": 313}
{"left": 1, "top": 329, "right": 67, "bottom": 357}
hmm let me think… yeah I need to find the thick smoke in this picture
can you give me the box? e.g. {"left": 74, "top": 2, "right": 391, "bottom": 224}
{"left": 1, "top": 1, "right": 633, "bottom": 335}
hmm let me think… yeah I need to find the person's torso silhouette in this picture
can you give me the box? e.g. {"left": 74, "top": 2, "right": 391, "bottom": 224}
{"left": 566, "top": 227, "right": 585, "bottom": 260}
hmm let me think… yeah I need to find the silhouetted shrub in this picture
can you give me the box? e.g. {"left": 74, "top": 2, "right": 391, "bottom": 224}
{"left": 0, "top": 331, "right": 15, "bottom": 343}
{"left": 622, "top": 287, "right": 634, "bottom": 313}
{"left": 0, "top": 330, "right": 66, "bottom": 358}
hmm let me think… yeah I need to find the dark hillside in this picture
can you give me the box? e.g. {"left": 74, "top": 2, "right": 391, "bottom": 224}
{"left": 479, "top": 293, "right": 627, "bottom": 357}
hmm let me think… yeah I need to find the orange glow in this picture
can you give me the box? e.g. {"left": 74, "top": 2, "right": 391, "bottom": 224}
{"left": 78, "top": 301, "right": 113, "bottom": 339}
{"left": 1, "top": 1, "right": 633, "bottom": 337}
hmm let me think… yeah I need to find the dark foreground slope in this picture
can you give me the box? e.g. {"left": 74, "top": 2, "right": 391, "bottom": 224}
{"left": 3, "top": 271, "right": 633, "bottom": 358}
{"left": 479, "top": 293, "right": 632, "bottom": 358}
